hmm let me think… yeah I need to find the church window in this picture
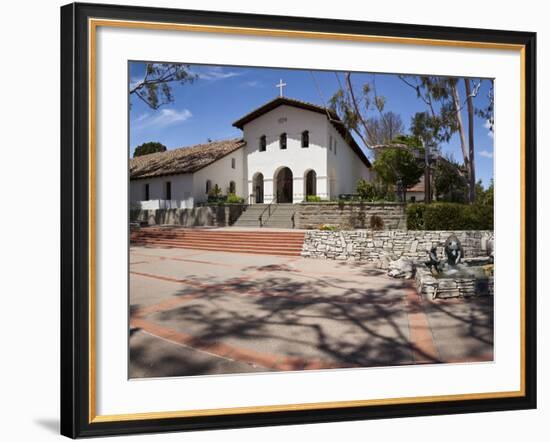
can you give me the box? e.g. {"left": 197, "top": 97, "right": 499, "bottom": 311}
{"left": 301, "top": 130, "right": 309, "bottom": 148}
{"left": 229, "top": 181, "right": 236, "bottom": 194}
{"left": 144, "top": 183, "right": 150, "bottom": 201}
{"left": 329, "top": 135, "right": 332, "bottom": 151}
{"left": 334, "top": 140, "right": 337, "bottom": 155}
{"left": 165, "top": 181, "right": 171, "bottom": 200}
{"left": 280, "top": 133, "right": 287, "bottom": 150}
{"left": 231, "top": 158, "right": 236, "bottom": 169}
{"left": 259, "top": 135, "right": 266, "bottom": 152}
{"left": 206, "top": 180, "right": 212, "bottom": 194}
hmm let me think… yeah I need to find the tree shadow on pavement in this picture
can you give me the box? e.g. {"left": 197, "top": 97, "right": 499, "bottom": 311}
{"left": 131, "top": 274, "right": 420, "bottom": 377}
{"left": 129, "top": 265, "right": 493, "bottom": 378}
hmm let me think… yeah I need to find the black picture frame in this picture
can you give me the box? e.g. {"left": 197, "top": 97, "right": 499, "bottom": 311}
{"left": 61, "top": 2, "right": 537, "bottom": 438}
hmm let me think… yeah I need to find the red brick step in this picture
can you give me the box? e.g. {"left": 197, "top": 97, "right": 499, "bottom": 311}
{"left": 131, "top": 227, "right": 305, "bottom": 256}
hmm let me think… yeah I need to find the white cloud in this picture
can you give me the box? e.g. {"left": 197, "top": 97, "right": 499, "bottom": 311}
{"left": 196, "top": 66, "right": 243, "bottom": 81}
{"left": 243, "top": 80, "right": 261, "bottom": 87}
{"left": 479, "top": 149, "right": 494, "bottom": 159}
{"left": 133, "top": 108, "right": 192, "bottom": 129}
{"left": 133, "top": 113, "right": 149, "bottom": 123}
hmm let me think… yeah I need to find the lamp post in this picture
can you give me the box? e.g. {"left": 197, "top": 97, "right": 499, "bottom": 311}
{"left": 422, "top": 138, "right": 432, "bottom": 203}
{"left": 396, "top": 177, "right": 404, "bottom": 203}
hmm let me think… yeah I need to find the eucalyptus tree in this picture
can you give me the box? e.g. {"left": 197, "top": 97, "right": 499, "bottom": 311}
{"left": 398, "top": 75, "right": 486, "bottom": 203}
{"left": 130, "top": 63, "right": 197, "bottom": 110}
{"left": 329, "top": 73, "right": 405, "bottom": 148}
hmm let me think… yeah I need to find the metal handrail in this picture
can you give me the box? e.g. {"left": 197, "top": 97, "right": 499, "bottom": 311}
{"left": 258, "top": 195, "right": 277, "bottom": 227}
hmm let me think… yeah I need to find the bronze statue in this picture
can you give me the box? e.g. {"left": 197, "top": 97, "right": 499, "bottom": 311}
{"left": 425, "top": 246, "right": 442, "bottom": 275}
{"left": 444, "top": 234, "right": 464, "bottom": 266}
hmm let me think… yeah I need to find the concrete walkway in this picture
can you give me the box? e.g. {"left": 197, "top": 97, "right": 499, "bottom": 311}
{"left": 129, "top": 246, "right": 493, "bottom": 378}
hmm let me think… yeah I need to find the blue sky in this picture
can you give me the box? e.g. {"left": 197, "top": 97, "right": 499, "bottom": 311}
{"left": 129, "top": 62, "right": 494, "bottom": 187}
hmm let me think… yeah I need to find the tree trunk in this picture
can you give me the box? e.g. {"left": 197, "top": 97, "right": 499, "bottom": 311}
{"left": 464, "top": 79, "right": 476, "bottom": 203}
{"left": 345, "top": 73, "right": 375, "bottom": 148}
{"left": 451, "top": 82, "right": 469, "bottom": 168}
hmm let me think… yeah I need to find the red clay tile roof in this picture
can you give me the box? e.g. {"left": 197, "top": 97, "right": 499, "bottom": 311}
{"left": 130, "top": 138, "right": 245, "bottom": 180}
{"left": 232, "top": 97, "right": 372, "bottom": 168}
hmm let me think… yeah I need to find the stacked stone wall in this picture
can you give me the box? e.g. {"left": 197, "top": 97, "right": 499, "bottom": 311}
{"left": 296, "top": 202, "right": 407, "bottom": 230}
{"left": 301, "top": 230, "right": 494, "bottom": 264}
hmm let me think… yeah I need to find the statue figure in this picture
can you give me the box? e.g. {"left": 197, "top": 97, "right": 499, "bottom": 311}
{"left": 425, "top": 246, "right": 442, "bottom": 275}
{"left": 444, "top": 234, "right": 464, "bottom": 266}
{"left": 387, "top": 256, "right": 414, "bottom": 279}
{"left": 487, "top": 238, "right": 494, "bottom": 264}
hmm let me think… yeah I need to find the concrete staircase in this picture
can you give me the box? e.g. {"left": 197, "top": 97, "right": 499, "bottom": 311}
{"left": 232, "top": 204, "right": 297, "bottom": 229}
{"left": 130, "top": 227, "right": 305, "bottom": 256}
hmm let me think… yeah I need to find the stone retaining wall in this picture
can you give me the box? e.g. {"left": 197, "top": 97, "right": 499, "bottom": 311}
{"left": 130, "top": 202, "right": 407, "bottom": 229}
{"left": 130, "top": 204, "right": 246, "bottom": 227}
{"left": 301, "top": 230, "right": 494, "bottom": 264}
{"left": 296, "top": 202, "right": 407, "bottom": 230}
{"left": 415, "top": 265, "right": 494, "bottom": 300}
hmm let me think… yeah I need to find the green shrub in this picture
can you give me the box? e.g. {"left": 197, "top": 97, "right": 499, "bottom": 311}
{"left": 382, "top": 188, "right": 397, "bottom": 202}
{"left": 356, "top": 179, "right": 395, "bottom": 202}
{"left": 208, "top": 184, "right": 222, "bottom": 197}
{"left": 406, "top": 203, "right": 427, "bottom": 230}
{"left": 207, "top": 184, "right": 224, "bottom": 203}
{"left": 356, "top": 179, "right": 377, "bottom": 200}
{"left": 207, "top": 195, "right": 227, "bottom": 203}
{"left": 305, "top": 195, "right": 322, "bottom": 202}
{"left": 407, "top": 202, "right": 493, "bottom": 230}
{"left": 319, "top": 224, "right": 338, "bottom": 231}
{"left": 423, "top": 203, "right": 464, "bottom": 230}
{"left": 461, "top": 204, "right": 494, "bottom": 230}
{"left": 226, "top": 193, "right": 244, "bottom": 204}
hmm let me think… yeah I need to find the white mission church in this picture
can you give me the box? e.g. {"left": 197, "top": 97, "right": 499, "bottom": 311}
{"left": 130, "top": 93, "right": 373, "bottom": 209}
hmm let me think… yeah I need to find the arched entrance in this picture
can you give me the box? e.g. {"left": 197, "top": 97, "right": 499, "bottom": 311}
{"left": 304, "top": 170, "right": 317, "bottom": 198}
{"left": 253, "top": 172, "right": 264, "bottom": 203}
{"left": 275, "top": 167, "right": 293, "bottom": 203}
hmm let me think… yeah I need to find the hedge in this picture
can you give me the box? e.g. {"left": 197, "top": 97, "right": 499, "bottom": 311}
{"left": 406, "top": 202, "right": 494, "bottom": 230}
{"left": 305, "top": 195, "right": 322, "bottom": 202}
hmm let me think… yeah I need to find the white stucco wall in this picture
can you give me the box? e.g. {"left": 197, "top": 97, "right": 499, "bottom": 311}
{"left": 242, "top": 105, "right": 330, "bottom": 203}
{"left": 326, "top": 124, "right": 373, "bottom": 199}
{"left": 129, "top": 173, "right": 194, "bottom": 209}
{"left": 407, "top": 190, "right": 426, "bottom": 202}
{"left": 129, "top": 147, "right": 244, "bottom": 208}
{"left": 192, "top": 147, "right": 244, "bottom": 203}
{"left": 129, "top": 106, "right": 373, "bottom": 208}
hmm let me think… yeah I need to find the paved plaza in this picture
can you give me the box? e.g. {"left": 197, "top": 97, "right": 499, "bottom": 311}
{"left": 129, "top": 246, "right": 494, "bottom": 378}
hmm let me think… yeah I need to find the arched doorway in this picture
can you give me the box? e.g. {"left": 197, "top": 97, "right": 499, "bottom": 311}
{"left": 275, "top": 167, "right": 293, "bottom": 203}
{"left": 304, "top": 170, "right": 317, "bottom": 198}
{"left": 253, "top": 172, "right": 264, "bottom": 203}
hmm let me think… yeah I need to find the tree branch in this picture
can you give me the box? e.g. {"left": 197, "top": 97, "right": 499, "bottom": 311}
{"left": 398, "top": 75, "right": 437, "bottom": 117}
{"left": 345, "top": 73, "right": 375, "bottom": 148}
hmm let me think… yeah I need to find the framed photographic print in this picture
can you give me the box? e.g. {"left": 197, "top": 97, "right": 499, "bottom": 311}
{"left": 60, "top": 2, "right": 537, "bottom": 438}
